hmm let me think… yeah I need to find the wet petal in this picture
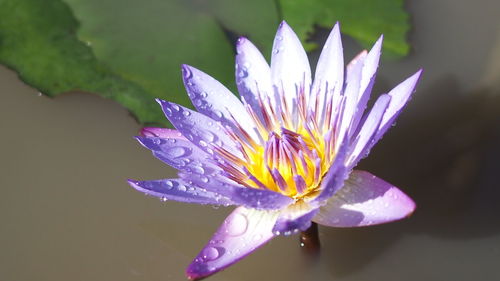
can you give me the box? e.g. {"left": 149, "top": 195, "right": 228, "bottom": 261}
{"left": 334, "top": 52, "right": 364, "bottom": 151}
{"left": 310, "top": 22, "right": 343, "bottom": 114}
{"left": 313, "top": 170, "right": 415, "bottom": 227}
{"left": 235, "top": 37, "right": 274, "bottom": 109}
{"left": 311, "top": 139, "right": 349, "bottom": 204}
{"left": 346, "top": 94, "right": 391, "bottom": 168}
{"left": 136, "top": 136, "right": 215, "bottom": 171}
{"left": 271, "top": 21, "right": 311, "bottom": 111}
{"left": 349, "top": 36, "right": 383, "bottom": 136}
{"left": 231, "top": 187, "right": 293, "bottom": 210}
{"left": 128, "top": 179, "right": 234, "bottom": 206}
{"left": 186, "top": 207, "right": 279, "bottom": 280}
{"left": 182, "top": 65, "right": 258, "bottom": 141}
{"left": 375, "top": 70, "right": 423, "bottom": 141}
{"left": 172, "top": 175, "right": 293, "bottom": 210}
{"left": 157, "top": 99, "right": 242, "bottom": 158}
{"left": 139, "top": 127, "right": 184, "bottom": 139}
{"left": 272, "top": 203, "right": 319, "bottom": 235}
{"left": 345, "top": 50, "right": 367, "bottom": 78}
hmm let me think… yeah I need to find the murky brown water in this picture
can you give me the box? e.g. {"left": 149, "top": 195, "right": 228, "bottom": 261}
{"left": 1, "top": 0, "right": 499, "bottom": 280}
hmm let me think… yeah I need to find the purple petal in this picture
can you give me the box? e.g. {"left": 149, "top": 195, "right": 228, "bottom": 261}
{"left": 310, "top": 22, "right": 344, "bottom": 115}
{"left": 346, "top": 94, "right": 391, "bottom": 168}
{"left": 140, "top": 127, "right": 184, "bottom": 138}
{"left": 272, "top": 204, "right": 319, "bottom": 235}
{"left": 135, "top": 136, "right": 216, "bottom": 172}
{"left": 231, "top": 186, "right": 293, "bottom": 210}
{"left": 235, "top": 37, "right": 275, "bottom": 109}
{"left": 182, "top": 65, "right": 258, "bottom": 141}
{"left": 157, "top": 100, "right": 242, "bottom": 158}
{"left": 346, "top": 50, "right": 367, "bottom": 77}
{"left": 349, "top": 36, "right": 383, "bottom": 136}
{"left": 186, "top": 207, "right": 279, "bottom": 280}
{"left": 128, "top": 179, "right": 234, "bottom": 206}
{"left": 311, "top": 139, "right": 349, "bottom": 204}
{"left": 171, "top": 174, "right": 293, "bottom": 210}
{"left": 313, "top": 170, "right": 416, "bottom": 227}
{"left": 271, "top": 21, "right": 312, "bottom": 111}
{"left": 375, "top": 70, "right": 423, "bottom": 141}
{"left": 334, "top": 51, "right": 364, "bottom": 151}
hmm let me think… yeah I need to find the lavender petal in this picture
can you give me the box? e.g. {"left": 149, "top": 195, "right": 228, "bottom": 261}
{"left": 135, "top": 136, "right": 216, "bottom": 172}
{"left": 157, "top": 99, "right": 242, "bottom": 158}
{"left": 272, "top": 206, "right": 319, "bottom": 235}
{"left": 375, "top": 70, "right": 423, "bottom": 142}
{"left": 311, "top": 138, "right": 349, "bottom": 204}
{"left": 313, "top": 170, "right": 416, "bottom": 227}
{"left": 186, "top": 207, "right": 279, "bottom": 280}
{"left": 310, "top": 22, "right": 344, "bottom": 115}
{"left": 271, "top": 21, "right": 312, "bottom": 111}
{"left": 346, "top": 94, "right": 391, "bottom": 168}
{"left": 235, "top": 37, "right": 275, "bottom": 110}
{"left": 128, "top": 178, "right": 234, "bottom": 206}
{"left": 348, "top": 36, "right": 383, "bottom": 136}
{"left": 182, "top": 65, "right": 258, "bottom": 141}
{"left": 139, "top": 127, "right": 184, "bottom": 138}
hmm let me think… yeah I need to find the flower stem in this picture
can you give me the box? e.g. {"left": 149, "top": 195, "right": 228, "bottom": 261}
{"left": 300, "top": 222, "right": 320, "bottom": 257}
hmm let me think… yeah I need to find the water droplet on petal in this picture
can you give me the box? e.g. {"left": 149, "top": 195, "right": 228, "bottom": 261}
{"left": 202, "top": 246, "right": 222, "bottom": 261}
{"left": 237, "top": 69, "right": 248, "bottom": 78}
{"left": 212, "top": 110, "right": 224, "bottom": 120}
{"left": 164, "top": 108, "right": 173, "bottom": 116}
{"left": 165, "top": 180, "right": 174, "bottom": 189}
{"left": 171, "top": 104, "right": 180, "bottom": 111}
{"left": 178, "top": 185, "right": 187, "bottom": 192}
{"left": 183, "top": 111, "right": 191, "bottom": 117}
{"left": 166, "top": 146, "right": 190, "bottom": 158}
{"left": 225, "top": 213, "right": 248, "bottom": 236}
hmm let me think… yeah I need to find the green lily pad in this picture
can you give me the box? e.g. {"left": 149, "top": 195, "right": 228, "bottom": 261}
{"left": 0, "top": 0, "right": 411, "bottom": 126}
{"left": 0, "top": 0, "right": 164, "bottom": 124}
{"left": 279, "top": 0, "right": 411, "bottom": 56}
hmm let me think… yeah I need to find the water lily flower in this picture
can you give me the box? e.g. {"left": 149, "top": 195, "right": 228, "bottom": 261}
{"left": 128, "top": 21, "right": 421, "bottom": 280}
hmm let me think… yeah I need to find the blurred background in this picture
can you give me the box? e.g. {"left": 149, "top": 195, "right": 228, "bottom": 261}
{"left": 1, "top": 0, "right": 499, "bottom": 280}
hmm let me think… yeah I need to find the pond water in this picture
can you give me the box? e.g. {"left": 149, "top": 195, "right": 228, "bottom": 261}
{"left": 1, "top": 0, "right": 499, "bottom": 280}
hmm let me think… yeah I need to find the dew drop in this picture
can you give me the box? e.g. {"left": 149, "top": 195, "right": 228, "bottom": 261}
{"left": 165, "top": 107, "right": 173, "bottom": 116}
{"left": 165, "top": 180, "right": 174, "bottom": 189}
{"left": 171, "top": 104, "right": 180, "bottom": 111}
{"left": 213, "top": 110, "right": 224, "bottom": 119}
{"left": 237, "top": 69, "right": 248, "bottom": 78}
{"left": 200, "top": 92, "right": 208, "bottom": 98}
{"left": 182, "top": 111, "right": 191, "bottom": 117}
{"left": 166, "top": 146, "right": 190, "bottom": 158}
{"left": 200, "top": 176, "right": 209, "bottom": 183}
{"left": 225, "top": 213, "right": 248, "bottom": 236}
{"left": 178, "top": 185, "right": 187, "bottom": 192}
{"left": 194, "top": 99, "right": 203, "bottom": 107}
{"left": 202, "top": 247, "right": 222, "bottom": 261}
{"left": 191, "top": 166, "right": 205, "bottom": 175}
{"left": 201, "top": 131, "right": 216, "bottom": 142}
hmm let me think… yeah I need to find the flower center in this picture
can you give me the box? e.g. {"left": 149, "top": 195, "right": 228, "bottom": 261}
{"left": 246, "top": 127, "right": 333, "bottom": 198}
{"left": 213, "top": 84, "right": 338, "bottom": 199}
